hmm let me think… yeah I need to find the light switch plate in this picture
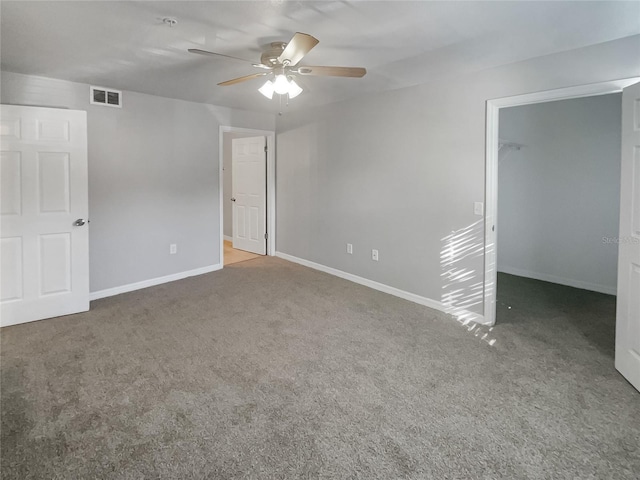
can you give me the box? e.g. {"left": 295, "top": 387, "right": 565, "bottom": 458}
{"left": 474, "top": 202, "right": 484, "bottom": 216}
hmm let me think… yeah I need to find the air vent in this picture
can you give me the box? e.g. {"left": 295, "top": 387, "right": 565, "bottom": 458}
{"left": 90, "top": 86, "right": 122, "bottom": 108}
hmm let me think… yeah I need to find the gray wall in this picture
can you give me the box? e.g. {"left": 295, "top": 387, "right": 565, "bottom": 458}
{"left": 498, "top": 94, "right": 621, "bottom": 294}
{"left": 1, "top": 71, "right": 275, "bottom": 292}
{"left": 275, "top": 35, "right": 640, "bottom": 316}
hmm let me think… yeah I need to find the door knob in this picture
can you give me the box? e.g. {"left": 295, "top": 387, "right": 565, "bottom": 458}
{"left": 73, "top": 219, "right": 86, "bottom": 226}
{"left": 231, "top": 197, "right": 236, "bottom": 202}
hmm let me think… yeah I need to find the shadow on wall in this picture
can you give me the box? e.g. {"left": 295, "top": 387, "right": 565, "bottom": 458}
{"left": 441, "top": 219, "right": 497, "bottom": 346}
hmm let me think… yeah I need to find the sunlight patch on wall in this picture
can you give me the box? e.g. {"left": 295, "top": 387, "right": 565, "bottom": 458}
{"left": 441, "top": 219, "right": 497, "bottom": 346}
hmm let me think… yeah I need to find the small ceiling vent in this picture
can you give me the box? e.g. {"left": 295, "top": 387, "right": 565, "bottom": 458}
{"left": 90, "top": 86, "right": 122, "bottom": 108}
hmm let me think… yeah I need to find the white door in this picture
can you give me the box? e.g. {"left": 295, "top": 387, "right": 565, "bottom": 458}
{"left": 616, "top": 82, "right": 640, "bottom": 391}
{"left": 1, "top": 105, "right": 89, "bottom": 327}
{"left": 232, "top": 136, "right": 266, "bottom": 255}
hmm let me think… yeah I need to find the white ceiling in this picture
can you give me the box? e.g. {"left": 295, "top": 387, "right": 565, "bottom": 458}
{"left": 2, "top": 1, "right": 639, "bottom": 113}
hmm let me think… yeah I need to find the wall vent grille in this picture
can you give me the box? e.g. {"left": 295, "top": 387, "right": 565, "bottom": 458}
{"left": 90, "top": 86, "right": 122, "bottom": 108}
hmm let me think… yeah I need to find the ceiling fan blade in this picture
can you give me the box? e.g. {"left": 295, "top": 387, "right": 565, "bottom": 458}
{"left": 189, "top": 48, "right": 253, "bottom": 63}
{"left": 218, "top": 72, "right": 268, "bottom": 86}
{"left": 277, "top": 33, "right": 319, "bottom": 66}
{"left": 296, "top": 66, "right": 366, "bottom": 78}
{"left": 188, "top": 49, "right": 271, "bottom": 69}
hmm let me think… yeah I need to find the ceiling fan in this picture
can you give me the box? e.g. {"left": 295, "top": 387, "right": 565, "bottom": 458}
{"left": 188, "top": 32, "right": 366, "bottom": 99}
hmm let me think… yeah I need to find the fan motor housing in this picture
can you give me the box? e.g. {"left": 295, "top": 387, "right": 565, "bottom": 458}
{"left": 260, "top": 42, "right": 287, "bottom": 66}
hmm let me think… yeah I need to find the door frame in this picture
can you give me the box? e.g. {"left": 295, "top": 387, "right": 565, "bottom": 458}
{"left": 483, "top": 77, "right": 640, "bottom": 326}
{"left": 219, "top": 126, "right": 275, "bottom": 265}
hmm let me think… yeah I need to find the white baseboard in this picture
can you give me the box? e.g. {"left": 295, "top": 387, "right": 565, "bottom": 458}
{"left": 275, "top": 252, "right": 488, "bottom": 325}
{"left": 498, "top": 266, "right": 617, "bottom": 295}
{"left": 90, "top": 264, "right": 223, "bottom": 301}
{"left": 224, "top": 235, "right": 233, "bottom": 242}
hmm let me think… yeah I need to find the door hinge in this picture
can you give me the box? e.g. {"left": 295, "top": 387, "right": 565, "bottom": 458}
{"left": 264, "top": 145, "right": 268, "bottom": 153}
{"left": 264, "top": 233, "right": 268, "bottom": 240}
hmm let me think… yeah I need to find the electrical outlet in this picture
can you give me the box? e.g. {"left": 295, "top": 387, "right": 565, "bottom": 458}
{"left": 346, "top": 243, "right": 353, "bottom": 254}
{"left": 170, "top": 244, "right": 177, "bottom": 255}
{"left": 372, "top": 249, "right": 379, "bottom": 261}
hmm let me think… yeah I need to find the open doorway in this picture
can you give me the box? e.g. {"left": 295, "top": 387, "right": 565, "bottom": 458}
{"left": 495, "top": 93, "right": 621, "bottom": 353}
{"left": 483, "top": 78, "right": 640, "bottom": 392}
{"left": 219, "top": 126, "right": 276, "bottom": 267}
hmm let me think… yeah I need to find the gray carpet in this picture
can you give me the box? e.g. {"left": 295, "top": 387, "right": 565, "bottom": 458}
{"left": 1, "top": 258, "right": 638, "bottom": 479}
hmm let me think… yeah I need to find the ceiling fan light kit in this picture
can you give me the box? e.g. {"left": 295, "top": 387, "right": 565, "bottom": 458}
{"left": 189, "top": 32, "right": 366, "bottom": 102}
{"left": 287, "top": 79, "right": 303, "bottom": 98}
{"left": 273, "top": 73, "right": 291, "bottom": 95}
{"left": 258, "top": 77, "right": 303, "bottom": 99}
{"left": 258, "top": 80, "right": 275, "bottom": 99}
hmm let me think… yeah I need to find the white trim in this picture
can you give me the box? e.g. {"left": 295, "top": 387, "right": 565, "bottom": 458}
{"left": 219, "top": 126, "right": 276, "bottom": 267}
{"left": 485, "top": 101, "right": 500, "bottom": 327}
{"left": 276, "top": 252, "right": 489, "bottom": 326}
{"left": 89, "top": 264, "right": 222, "bottom": 301}
{"left": 484, "top": 77, "right": 640, "bottom": 326}
{"left": 224, "top": 235, "right": 233, "bottom": 242}
{"left": 498, "top": 266, "right": 617, "bottom": 296}
{"left": 488, "top": 78, "right": 640, "bottom": 108}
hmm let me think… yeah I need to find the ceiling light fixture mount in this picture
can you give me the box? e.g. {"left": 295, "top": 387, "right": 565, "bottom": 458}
{"left": 162, "top": 17, "right": 178, "bottom": 28}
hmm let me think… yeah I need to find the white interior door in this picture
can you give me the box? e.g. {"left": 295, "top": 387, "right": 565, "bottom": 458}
{"left": 616, "top": 82, "right": 640, "bottom": 392}
{"left": 1, "top": 105, "right": 89, "bottom": 327}
{"left": 232, "top": 136, "right": 266, "bottom": 255}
